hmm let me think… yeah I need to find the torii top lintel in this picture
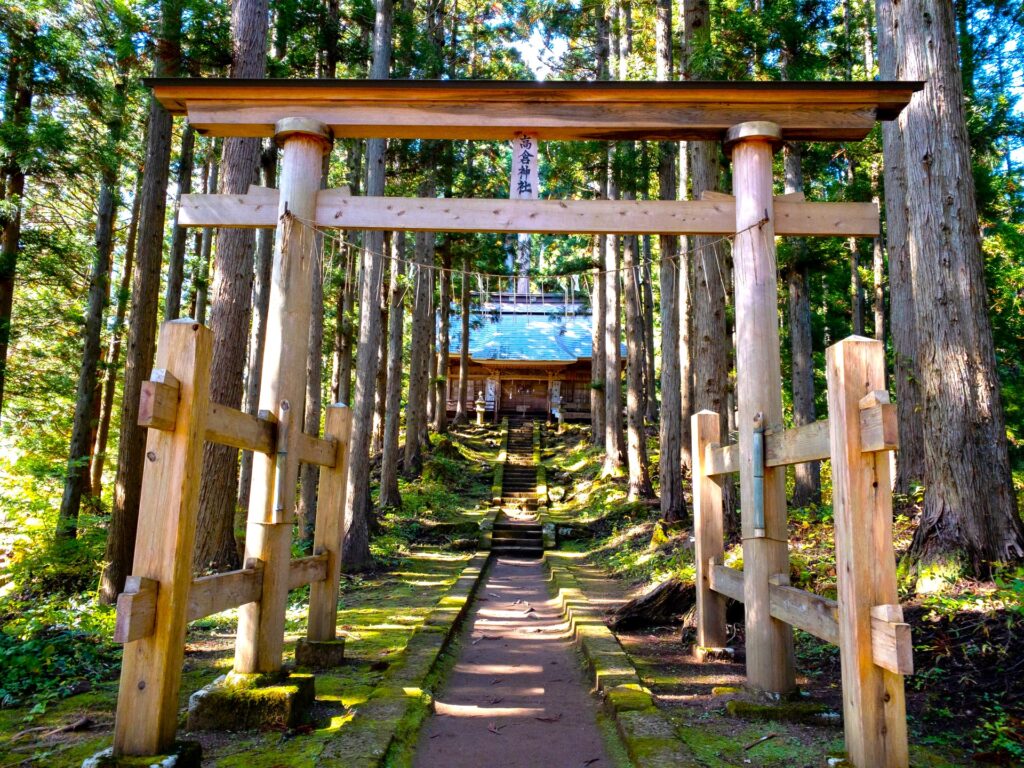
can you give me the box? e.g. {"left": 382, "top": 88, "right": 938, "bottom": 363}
{"left": 147, "top": 78, "right": 921, "bottom": 143}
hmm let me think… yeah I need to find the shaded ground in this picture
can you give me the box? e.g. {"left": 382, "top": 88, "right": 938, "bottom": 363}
{"left": 414, "top": 555, "right": 620, "bottom": 768}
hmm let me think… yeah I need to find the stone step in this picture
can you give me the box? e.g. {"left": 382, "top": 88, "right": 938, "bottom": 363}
{"left": 492, "top": 528, "right": 543, "bottom": 540}
{"left": 493, "top": 524, "right": 542, "bottom": 535}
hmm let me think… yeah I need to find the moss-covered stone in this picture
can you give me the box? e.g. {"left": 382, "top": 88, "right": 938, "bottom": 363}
{"left": 711, "top": 685, "right": 743, "bottom": 696}
{"left": 81, "top": 741, "right": 201, "bottom": 768}
{"left": 604, "top": 684, "right": 654, "bottom": 713}
{"left": 725, "top": 698, "right": 841, "bottom": 726}
{"left": 185, "top": 671, "right": 315, "bottom": 731}
{"left": 295, "top": 637, "right": 346, "bottom": 668}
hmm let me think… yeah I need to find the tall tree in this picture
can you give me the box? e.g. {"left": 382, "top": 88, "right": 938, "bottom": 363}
{"left": 434, "top": 249, "right": 451, "bottom": 433}
{"left": 783, "top": 145, "right": 821, "bottom": 508}
{"left": 91, "top": 180, "right": 141, "bottom": 495}
{"left": 0, "top": 24, "right": 35, "bottom": 419}
{"left": 656, "top": 0, "right": 684, "bottom": 521}
{"left": 379, "top": 232, "right": 406, "bottom": 508}
{"left": 882, "top": 0, "right": 1024, "bottom": 581}
{"left": 622, "top": 207, "right": 654, "bottom": 499}
{"left": 452, "top": 258, "right": 471, "bottom": 424}
{"left": 164, "top": 124, "right": 195, "bottom": 321}
{"left": 100, "top": 0, "right": 184, "bottom": 602}
{"left": 194, "top": 0, "right": 269, "bottom": 571}
{"left": 342, "top": 0, "right": 393, "bottom": 572}
{"left": 876, "top": 0, "right": 923, "bottom": 495}
{"left": 57, "top": 82, "right": 128, "bottom": 537}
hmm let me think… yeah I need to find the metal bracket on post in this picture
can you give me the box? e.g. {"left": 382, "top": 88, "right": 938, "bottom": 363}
{"left": 272, "top": 400, "right": 291, "bottom": 524}
{"left": 751, "top": 412, "right": 766, "bottom": 538}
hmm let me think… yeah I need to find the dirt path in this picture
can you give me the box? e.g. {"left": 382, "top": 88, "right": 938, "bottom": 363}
{"left": 413, "top": 556, "right": 613, "bottom": 768}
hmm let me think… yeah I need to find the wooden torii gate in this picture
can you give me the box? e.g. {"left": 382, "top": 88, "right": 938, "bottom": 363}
{"left": 111, "top": 78, "right": 919, "bottom": 766}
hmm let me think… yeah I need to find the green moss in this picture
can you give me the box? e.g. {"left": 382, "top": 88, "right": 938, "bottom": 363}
{"left": 725, "top": 698, "right": 840, "bottom": 726}
{"left": 604, "top": 684, "right": 654, "bottom": 713}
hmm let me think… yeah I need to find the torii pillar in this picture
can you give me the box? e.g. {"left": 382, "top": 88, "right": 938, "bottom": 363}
{"left": 235, "top": 118, "right": 332, "bottom": 673}
{"left": 726, "top": 121, "right": 797, "bottom": 696}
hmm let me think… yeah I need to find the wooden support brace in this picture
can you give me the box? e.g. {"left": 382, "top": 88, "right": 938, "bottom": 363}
{"left": 692, "top": 411, "right": 728, "bottom": 653}
{"left": 308, "top": 404, "right": 352, "bottom": 642}
{"left": 187, "top": 563, "right": 264, "bottom": 622}
{"left": 206, "top": 403, "right": 275, "bottom": 453}
{"left": 708, "top": 561, "right": 745, "bottom": 603}
{"left": 871, "top": 605, "right": 914, "bottom": 675}
{"left": 859, "top": 391, "right": 899, "bottom": 452}
{"left": 113, "top": 320, "right": 212, "bottom": 757}
{"left": 702, "top": 419, "right": 832, "bottom": 478}
{"left": 295, "top": 431, "right": 338, "bottom": 467}
{"left": 288, "top": 554, "right": 330, "bottom": 590}
{"left": 114, "top": 576, "right": 158, "bottom": 644}
{"left": 826, "top": 335, "right": 909, "bottom": 768}
{"left": 138, "top": 370, "right": 180, "bottom": 431}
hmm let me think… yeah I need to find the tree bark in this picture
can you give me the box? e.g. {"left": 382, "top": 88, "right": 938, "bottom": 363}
{"left": 886, "top": 0, "right": 1024, "bottom": 579}
{"left": 58, "top": 92, "right": 125, "bottom": 537}
{"left": 0, "top": 45, "right": 34, "bottom": 420}
{"left": 91, "top": 181, "right": 141, "bottom": 495}
{"left": 379, "top": 232, "right": 406, "bottom": 508}
{"left": 623, "top": 215, "right": 653, "bottom": 500}
{"left": 452, "top": 256, "right": 471, "bottom": 424}
{"left": 238, "top": 144, "right": 276, "bottom": 515}
{"left": 193, "top": 0, "right": 268, "bottom": 572}
{"left": 100, "top": 0, "right": 183, "bottom": 602}
{"left": 342, "top": 0, "right": 393, "bottom": 572}
{"left": 405, "top": 209, "right": 434, "bottom": 476}
{"left": 434, "top": 249, "right": 451, "bottom": 433}
{"left": 602, "top": 147, "right": 625, "bottom": 475}
{"left": 656, "top": 0, "right": 684, "bottom": 521}
{"left": 164, "top": 123, "right": 195, "bottom": 321}
{"left": 591, "top": 240, "right": 606, "bottom": 446}
{"left": 684, "top": 0, "right": 735, "bottom": 531}
{"left": 371, "top": 240, "right": 390, "bottom": 455}
{"left": 877, "top": 0, "right": 924, "bottom": 495}
{"left": 784, "top": 144, "right": 821, "bottom": 508}
{"left": 194, "top": 149, "right": 219, "bottom": 325}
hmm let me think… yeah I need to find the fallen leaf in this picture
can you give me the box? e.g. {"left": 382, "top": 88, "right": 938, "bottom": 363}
{"left": 535, "top": 713, "right": 563, "bottom": 723}
{"left": 490, "top": 678, "right": 504, "bottom": 685}
{"left": 583, "top": 759, "right": 600, "bottom": 766}
{"left": 488, "top": 722, "right": 505, "bottom": 735}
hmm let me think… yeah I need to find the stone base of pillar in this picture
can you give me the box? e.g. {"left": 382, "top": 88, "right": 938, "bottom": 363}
{"left": 185, "top": 670, "right": 315, "bottom": 732}
{"left": 295, "top": 637, "right": 346, "bottom": 668}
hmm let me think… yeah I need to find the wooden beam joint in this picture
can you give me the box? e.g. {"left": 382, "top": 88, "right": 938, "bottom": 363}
{"left": 114, "top": 576, "right": 158, "bottom": 644}
{"left": 138, "top": 370, "right": 180, "bottom": 431}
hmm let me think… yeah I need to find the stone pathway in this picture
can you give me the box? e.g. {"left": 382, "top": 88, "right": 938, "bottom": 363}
{"left": 413, "top": 556, "right": 613, "bottom": 768}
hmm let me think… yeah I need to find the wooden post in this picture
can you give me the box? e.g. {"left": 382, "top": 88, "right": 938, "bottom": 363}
{"left": 826, "top": 336, "right": 908, "bottom": 767}
{"left": 307, "top": 403, "right": 352, "bottom": 640}
{"left": 114, "top": 320, "right": 212, "bottom": 756}
{"left": 692, "top": 410, "right": 727, "bottom": 655}
{"left": 726, "top": 121, "right": 796, "bottom": 695}
{"left": 235, "top": 118, "right": 332, "bottom": 674}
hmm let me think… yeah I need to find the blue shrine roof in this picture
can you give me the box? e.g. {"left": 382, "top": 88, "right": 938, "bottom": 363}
{"left": 446, "top": 302, "right": 625, "bottom": 363}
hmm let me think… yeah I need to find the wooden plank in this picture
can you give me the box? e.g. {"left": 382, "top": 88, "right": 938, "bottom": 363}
{"left": 704, "top": 443, "right": 738, "bottom": 476}
{"left": 308, "top": 404, "right": 352, "bottom": 641}
{"left": 765, "top": 419, "right": 831, "bottom": 466}
{"left": 709, "top": 563, "right": 745, "bottom": 604}
{"left": 731, "top": 129, "right": 795, "bottom": 696}
{"left": 871, "top": 605, "right": 914, "bottom": 676}
{"left": 295, "top": 430, "right": 338, "bottom": 467}
{"left": 206, "top": 402, "right": 275, "bottom": 453}
{"left": 138, "top": 370, "right": 180, "bottom": 431}
{"left": 149, "top": 78, "right": 921, "bottom": 118}
{"left": 179, "top": 191, "right": 879, "bottom": 237}
{"left": 767, "top": 577, "right": 840, "bottom": 645}
{"left": 184, "top": 100, "right": 881, "bottom": 142}
{"left": 187, "top": 565, "right": 263, "bottom": 622}
{"left": 114, "top": 576, "right": 158, "bottom": 644}
{"left": 692, "top": 411, "right": 728, "bottom": 653}
{"left": 860, "top": 403, "right": 899, "bottom": 452}
{"left": 113, "top": 320, "right": 212, "bottom": 756}
{"left": 288, "top": 554, "right": 329, "bottom": 590}
{"left": 826, "top": 335, "right": 909, "bottom": 767}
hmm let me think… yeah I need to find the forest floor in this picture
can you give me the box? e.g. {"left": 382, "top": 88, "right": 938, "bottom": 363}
{"left": 0, "top": 422, "right": 1022, "bottom": 766}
